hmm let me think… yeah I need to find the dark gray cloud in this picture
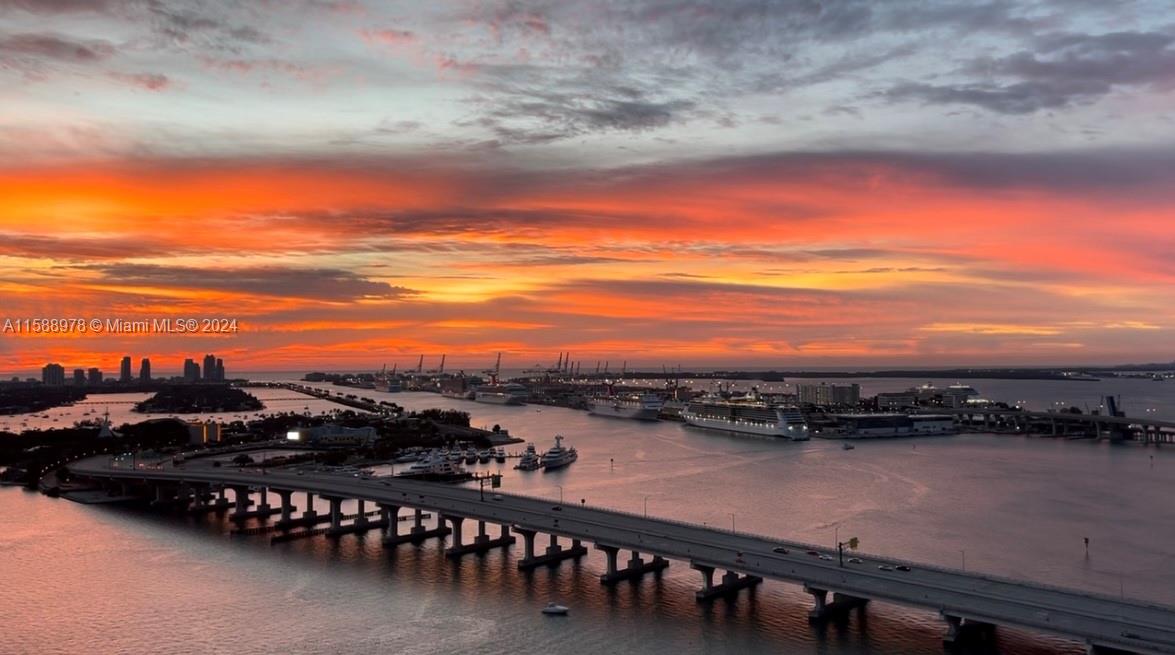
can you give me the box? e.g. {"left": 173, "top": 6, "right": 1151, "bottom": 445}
{"left": 0, "top": 32, "right": 115, "bottom": 63}
{"left": 0, "top": 0, "right": 116, "bottom": 12}
{"left": 887, "top": 29, "right": 1175, "bottom": 113}
{"left": 78, "top": 264, "right": 417, "bottom": 301}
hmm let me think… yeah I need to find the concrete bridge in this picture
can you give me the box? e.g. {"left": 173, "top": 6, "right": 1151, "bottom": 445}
{"left": 69, "top": 457, "right": 1175, "bottom": 655}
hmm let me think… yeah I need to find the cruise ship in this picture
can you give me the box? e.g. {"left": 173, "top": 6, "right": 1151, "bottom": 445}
{"left": 681, "top": 398, "right": 809, "bottom": 440}
{"left": 586, "top": 392, "right": 664, "bottom": 421}
{"left": 474, "top": 383, "right": 528, "bottom": 405}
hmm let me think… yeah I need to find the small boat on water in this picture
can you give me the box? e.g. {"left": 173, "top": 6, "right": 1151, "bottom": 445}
{"left": 494, "top": 447, "right": 506, "bottom": 463}
{"left": 515, "top": 444, "right": 541, "bottom": 471}
{"left": 398, "top": 451, "right": 472, "bottom": 482}
{"left": 464, "top": 447, "right": 478, "bottom": 465}
{"left": 842, "top": 443, "right": 855, "bottom": 450}
{"left": 541, "top": 602, "right": 569, "bottom": 616}
{"left": 477, "top": 449, "right": 492, "bottom": 463}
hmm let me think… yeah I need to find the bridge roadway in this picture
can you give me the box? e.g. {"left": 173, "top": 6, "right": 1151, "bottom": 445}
{"left": 70, "top": 458, "right": 1175, "bottom": 655}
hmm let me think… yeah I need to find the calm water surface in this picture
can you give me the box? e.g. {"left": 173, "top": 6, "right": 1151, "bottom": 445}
{"left": 3, "top": 380, "right": 1174, "bottom": 654}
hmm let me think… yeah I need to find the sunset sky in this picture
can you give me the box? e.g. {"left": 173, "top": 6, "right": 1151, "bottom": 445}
{"left": 1, "top": 0, "right": 1173, "bottom": 374}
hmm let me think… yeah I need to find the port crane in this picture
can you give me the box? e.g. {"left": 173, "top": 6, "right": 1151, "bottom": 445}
{"left": 482, "top": 352, "right": 502, "bottom": 385}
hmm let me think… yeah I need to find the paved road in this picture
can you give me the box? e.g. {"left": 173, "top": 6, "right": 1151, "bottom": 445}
{"left": 70, "top": 457, "right": 1175, "bottom": 655}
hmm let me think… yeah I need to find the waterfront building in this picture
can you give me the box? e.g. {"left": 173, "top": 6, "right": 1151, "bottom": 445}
{"left": 202, "top": 354, "right": 216, "bottom": 381}
{"left": 877, "top": 391, "right": 916, "bottom": 409}
{"left": 41, "top": 363, "right": 66, "bottom": 386}
{"left": 797, "top": 383, "right": 861, "bottom": 406}
{"left": 186, "top": 421, "right": 222, "bottom": 446}
{"left": 183, "top": 359, "right": 200, "bottom": 382}
{"left": 139, "top": 358, "right": 151, "bottom": 382}
{"left": 829, "top": 413, "right": 957, "bottom": 438}
{"left": 73, "top": 368, "right": 86, "bottom": 386}
{"left": 119, "top": 356, "right": 132, "bottom": 383}
{"left": 87, "top": 368, "right": 103, "bottom": 385}
{"left": 285, "top": 424, "right": 377, "bottom": 447}
{"left": 215, "top": 358, "right": 225, "bottom": 381}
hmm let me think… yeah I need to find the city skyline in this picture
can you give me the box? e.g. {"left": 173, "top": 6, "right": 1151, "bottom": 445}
{"left": 2, "top": 1, "right": 1174, "bottom": 370}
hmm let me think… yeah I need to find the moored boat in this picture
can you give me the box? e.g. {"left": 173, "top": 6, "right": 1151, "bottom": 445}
{"left": 540, "top": 435, "right": 577, "bottom": 470}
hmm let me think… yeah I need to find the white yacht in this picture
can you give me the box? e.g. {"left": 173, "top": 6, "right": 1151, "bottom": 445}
{"left": 514, "top": 444, "right": 541, "bottom": 471}
{"left": 494, "top": 447, "right": 507, "bottom": 463}
{"left": 477, "top": 449, "right": 492, "bottom": 463}
{"left": 587, "top": 392, "right": 663, "bottom": 421}
{"left": 540, "top": 435, "right": 578, "bottom": 470}
{"left": 399, "top": 451, "right": 470, "bottom": 481}
{"left": 464, "top": 447, "right": 478, "bottom": 464}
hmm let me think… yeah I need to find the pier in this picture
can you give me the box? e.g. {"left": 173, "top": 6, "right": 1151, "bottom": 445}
{"left": 69, "top": 457, "right": 1175, "bottom": 655}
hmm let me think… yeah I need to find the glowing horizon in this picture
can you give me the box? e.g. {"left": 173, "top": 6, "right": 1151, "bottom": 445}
{"left": 2, "top": 1, "right": 1173, "bottom": 374}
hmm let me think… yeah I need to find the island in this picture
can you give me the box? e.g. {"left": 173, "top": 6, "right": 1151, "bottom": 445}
{"left": 134, "top": 385, "right": 263, "bottom": 413}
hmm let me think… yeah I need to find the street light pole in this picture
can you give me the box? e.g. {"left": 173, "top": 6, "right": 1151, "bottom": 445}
{"left": 729, "top": 512, "right": 735, "bottom": 533}
{"left": 961, "top": 549, "right": 966, "bottom": 571}
{"left": 644, "top": 495, "right": 650, "bottom": 517}
{"left": 556, "top": 484, "right": 563, "bottom": 505}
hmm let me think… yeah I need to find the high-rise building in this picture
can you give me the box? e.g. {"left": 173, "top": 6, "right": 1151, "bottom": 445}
{"left": 139, "top": 357, "right": 151, "bottom": 382}
{"left": 42, "top": 363, "right": 66, "bottom": 386}
{"left": 215, "top": 358, "right": 225, "bottom": 381}
{"left": 73, "top": 368, "right": 86, "bottom": 386}
{"left": 119, "top": 356, "right": 132, "bottom": 383}
{"left": 87, "top": 368, "right": 103, "bottom": 385}
{"left": 202, "top": 354, "right": 217, "bottom": 381}
{"left": 183, "top": 359, "right": 200, "bottom": 382}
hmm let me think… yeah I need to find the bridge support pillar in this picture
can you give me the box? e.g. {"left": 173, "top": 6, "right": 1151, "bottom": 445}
{"left": 302, "top": 491, "right": 317, "bottom": 522}
{"left": 387, "top": 508, "right": 449, "bottom": 545}
{"left": 446, "top": 520, "right": 515, "bottom": 558}
{"left": 230, "top": 486, "right": 253, "bottom": 519}
{"left": 692, "top": 564, "right": 761, "bottom": 601}
{"left": 326, "top": 497, "right": 343, "bottom": 531}
{"left": 379, "top": 504, "right": 399, "bottom": 541}
{"left": 597, "top": 545, "right": 669, "bottom": 585}
{"left": 941, "top": 614, "right": 962, "bottom": 647}
{"left": 150, "top": 483, "right": 175, "bottom": 507}
{"left": 213, "top": 486, "right": 229, "bottom": 509}
{"left": 256, "top": 487, "right": 270, "bottom": 514}
{"left": 692, "top": 562, "right": 715, "bottom": 593}
{"left": 804, "top": 586, "right": 868, "bottom": 622}
{"left": 517, "top": 533, "right": 585, "bottom": 570}
{"left": 275, "top": 489, "right": 294, "bottom": 524}
{"left": 446, "top": 515, "right": 464, "bottom": 550}
{"left": 516, "top": 528, "right": 537, "bottom": 561}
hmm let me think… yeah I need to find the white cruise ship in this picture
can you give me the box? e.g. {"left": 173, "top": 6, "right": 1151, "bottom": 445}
{"left": 587, "top": 392, "right": 663, "bottom": 421}
{"left": 540, "top": 435, "right": 577, "bottom": 470}
{"left": 681, "top": 398, "right": 809, "bottom": 440}
{"left": 474, "top": 383, "right": 528, "bottom": 405}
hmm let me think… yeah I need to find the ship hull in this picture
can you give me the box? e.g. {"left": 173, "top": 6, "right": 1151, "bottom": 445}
{"left": 474, "top": 392, "right": 524, "bottom": 405}
{"left": 541, "top": 457, "right": 576, "bottom": 471}
{"left": 587, "top": 403, "right": 661, "bottom": 421}
{"left": 681, "top": 413, "right": 808, "bottom": 440}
